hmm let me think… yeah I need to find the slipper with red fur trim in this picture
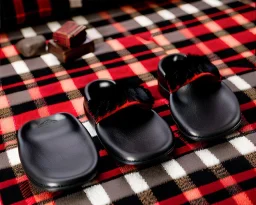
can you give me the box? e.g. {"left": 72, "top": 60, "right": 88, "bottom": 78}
{"left": 84, "top": 79, "right": 174, "bottom": 165}
{"left": 158, "top": 54, "right": 241, "bottom": 141}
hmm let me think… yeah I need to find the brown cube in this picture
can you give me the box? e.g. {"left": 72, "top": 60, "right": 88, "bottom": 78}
{"left": 53, "top": 21, "right": 87, "bottom": 48}
{"left": 48, "top": 38, "right": 95, "bottom": 63}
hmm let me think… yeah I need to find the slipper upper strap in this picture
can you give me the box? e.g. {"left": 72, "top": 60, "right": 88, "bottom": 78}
{"left": 166, "top": 55, "right": 221, "bottom": 93}
{"left": 87, "top": 86, "right": 154, "bottom": 123}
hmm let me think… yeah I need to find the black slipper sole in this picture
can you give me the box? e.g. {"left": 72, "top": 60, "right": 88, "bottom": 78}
{"left": 173, "top": 113, "right": 241, "bottom": 141}
{"left": 96, "top": 133, "right": 175, "bottom": 166}
{"left": 158, "top": 81, "right": 241, "bottom": 141}
{"left": 26, "top": 168, "right": 98, "bottom": 192}
{"left": 95, "top": 107, "right": 175, "bottom": 165}
{"left": 18, "top": 113, "right": 98, "bottom": 191}
{"left": 95, "top": 111, "right": 175, "bottom": 165}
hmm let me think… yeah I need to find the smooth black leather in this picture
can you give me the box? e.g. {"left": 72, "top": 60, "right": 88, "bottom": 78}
{"left": 84, "top": 80, "right": 174, "bottom": 165}
{"left": 18, "top": 113, "right": 98, "bottom": 191}
{"left": 170, "top": 81, "right": 241, "bottom": 140}
{"left": 158, "top": 54, "right": 241, "bottom": 141}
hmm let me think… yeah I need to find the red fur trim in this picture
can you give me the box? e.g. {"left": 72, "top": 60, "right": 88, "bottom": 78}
{"left": 88, "top": 101, "right": 147, "bottom": 124}
{"left": 168, "top": 72, "right": 221, "bottom": 93}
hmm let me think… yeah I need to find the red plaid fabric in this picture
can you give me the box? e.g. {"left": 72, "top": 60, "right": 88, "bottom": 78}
{"left": 1, "top": 0, "right": 73, "bottom": 29}
{"left": 1, "top": 0, "right": 138, "bottom": 30}
{"left": 0, "top": 0, "right": 256, "bottom": 204}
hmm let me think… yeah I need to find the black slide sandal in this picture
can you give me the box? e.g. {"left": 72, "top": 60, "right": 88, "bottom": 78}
{"left": 18, "top": 113, "right": 98, "bottom": 191}
{"left": 84, "top": 80, "right": 174, "bottom": 165}
{"left": 158, "top": 54, "right": 241, "bottom": 141}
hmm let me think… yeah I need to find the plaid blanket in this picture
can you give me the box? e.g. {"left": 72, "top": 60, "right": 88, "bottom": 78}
{"left": 0, "top": 0, "right": 255, "bottom": 204}
{"left": 1, "top": 0, "right": 136, "bottom": 29}
{"left": 1, "top": 0, "right": 72, "bottom": 29}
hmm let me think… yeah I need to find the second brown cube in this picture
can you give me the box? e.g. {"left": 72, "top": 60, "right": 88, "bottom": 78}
{"left": 53, "top": 21, "right": 87, "bottom": 48}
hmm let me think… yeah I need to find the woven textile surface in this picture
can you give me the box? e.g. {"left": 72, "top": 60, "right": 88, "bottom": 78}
{"left": 1, "top": 0, "right": 136, "bottom": 29}
{"left": 1, "top": 0, "right": 72, "bottom": 29}
{"left": 0, "top": 0, "right": 256, "bottom": 204}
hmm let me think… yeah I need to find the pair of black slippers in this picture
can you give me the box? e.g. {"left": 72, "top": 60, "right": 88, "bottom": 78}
{"left": 18, "top": 53, "right": 241, "bottom": 191}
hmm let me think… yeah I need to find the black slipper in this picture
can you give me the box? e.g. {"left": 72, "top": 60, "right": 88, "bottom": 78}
{"left": 18, "top": 113, "right": 98, "bottom": 191}
{"left": 158, "top": 54, "right": 241, "bottom": 141}
{"left": 84, "top": 80, "right": 174, "bottom": 165}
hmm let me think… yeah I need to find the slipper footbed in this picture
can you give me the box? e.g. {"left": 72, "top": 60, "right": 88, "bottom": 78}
{"left": 96, "top": 106, "right": 174, "bottom": 164}
{"left": 18, "top": 113, "right": 98, "bottom": 190}
{"left": 170, "top": 81, "right": 241, "bottom": 140}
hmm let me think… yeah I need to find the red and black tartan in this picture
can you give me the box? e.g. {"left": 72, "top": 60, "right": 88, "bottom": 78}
{"left": 0, "top": 0, "right": 256, "bottom": 204}
{"left": 1, "top": 0, "right": 72, "bottom": 29}
{"left": 0, "top": 0, "right": 139, "bottom": 29}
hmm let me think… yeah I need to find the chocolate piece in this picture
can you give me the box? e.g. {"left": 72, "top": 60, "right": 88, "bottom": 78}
{"left": 53, "top": 21, "right": 87, "bottom": 48}
{"left": 16, "top": 36, "right": 46, "bottom": 57}
{"left": 48, "top": 38, "right": 95, "bottom": 63}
